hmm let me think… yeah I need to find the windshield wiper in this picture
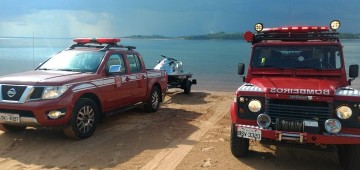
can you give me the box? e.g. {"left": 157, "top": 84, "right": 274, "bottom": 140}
{"left": 57, "top": 69, "right": 80, "bottom": 72}
{"left": 38, "top": 68, "right": 53, "bottom": 71}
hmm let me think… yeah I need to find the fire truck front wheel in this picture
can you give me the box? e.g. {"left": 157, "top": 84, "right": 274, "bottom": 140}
{"left": 337, "top": 144, "right": 360, "bottom": 170}
{"left": 230, "top": 123, "right": 249, "bottom": 157}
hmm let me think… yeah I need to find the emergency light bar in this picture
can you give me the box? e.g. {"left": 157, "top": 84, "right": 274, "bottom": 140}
{"left": 68, "top": 38, "right": 136, "bottom": 51}
{"left": 73, "top": 38, "right": 120, "bottom": 44}
{"left": 244, "top": 20, "right": 341, "bottom": 43}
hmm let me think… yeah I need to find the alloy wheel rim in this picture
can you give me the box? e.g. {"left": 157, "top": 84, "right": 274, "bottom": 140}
{"left": 151, "top": 91, "right": 159, "bottom": 109}
{"left": 76, "top": 106, "right": 95, "bottom": 133}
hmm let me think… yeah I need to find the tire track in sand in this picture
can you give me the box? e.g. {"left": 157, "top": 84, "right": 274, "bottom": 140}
{"left": 140, "top": 98, "right": 230, "bottom": 170}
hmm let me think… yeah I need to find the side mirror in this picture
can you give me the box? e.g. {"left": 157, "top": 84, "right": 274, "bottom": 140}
{"left": 238, "top": 63, "right": 245, "bottom": 75}
{"left": 108, "top": 65, "right": 122, "bottom": 75}
{"left": 348, "top": 64, "right": 359, "bottom": 85}
{"left": 349, "top": 65, "right": 359, "bottom": 78}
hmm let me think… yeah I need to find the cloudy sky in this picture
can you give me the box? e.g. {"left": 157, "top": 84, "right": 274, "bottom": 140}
{"left": 0, "top": 0, "right": 359, "bottom": 38}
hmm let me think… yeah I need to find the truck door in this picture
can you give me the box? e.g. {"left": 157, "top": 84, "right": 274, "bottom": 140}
{"left": 126, "top": 53, "right": 147, "bottom": 102}
{"left": 101, "top": 53, "right": 132, "bottom": 109}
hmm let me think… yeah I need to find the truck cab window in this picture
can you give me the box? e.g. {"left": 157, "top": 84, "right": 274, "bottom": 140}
{"left": 106, "top": 54, "right": 126, "bottom": 73}
{"left": 127, "top": 54, "right": 142, "bottom": 73}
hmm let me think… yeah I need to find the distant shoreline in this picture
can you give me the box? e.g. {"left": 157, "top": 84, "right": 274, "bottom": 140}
{"left": 1, "top": 32, "right": 360, "bottom": 40}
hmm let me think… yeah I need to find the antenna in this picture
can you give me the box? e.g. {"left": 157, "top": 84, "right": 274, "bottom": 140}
{"left": 33, "top": 32, "right": 35, "bottom": 69}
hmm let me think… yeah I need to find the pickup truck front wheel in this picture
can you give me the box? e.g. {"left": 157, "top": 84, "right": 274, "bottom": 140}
{"left": 337, "top": 144, "right": 360, "bottom": 170}
{"left": 145, "top": 86, "right": 160, "bottom": 112}
{"left": 63, "top": 98, "right": 99, "bottom": 139}
{"left": 230, "top": 124, "right": 249, "bottom": 157}
{"left": 0, "top": 124, "right": 26, "bottom": 132}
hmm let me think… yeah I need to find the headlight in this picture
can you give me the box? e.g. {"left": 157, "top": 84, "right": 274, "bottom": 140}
{"left": 42, "top": 86, "right": 69, "bottom": 99}
{"left": 336, "top": 105, "right": 352, "bottom": 119}
{"left": 248, "top": 99, "right": 262, "bottom": 112}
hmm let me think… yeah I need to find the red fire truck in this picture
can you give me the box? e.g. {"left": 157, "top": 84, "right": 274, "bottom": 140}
{"left": 230, "top": 20, "right": 359, "bottom": 170}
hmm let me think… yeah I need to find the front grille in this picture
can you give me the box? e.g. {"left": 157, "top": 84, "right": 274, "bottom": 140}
{"left": 266, "top": 99, "right": 331, "bottom": 131}
{"left": 1, "top": 85, "right": 27, "bottom": 101}
{"left": 30, "top": 87, "right": 44, "bottom": 100}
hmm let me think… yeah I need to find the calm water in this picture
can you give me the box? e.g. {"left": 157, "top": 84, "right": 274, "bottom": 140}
{"left": 0, "top": 38, "right": 360, "bottom": 91}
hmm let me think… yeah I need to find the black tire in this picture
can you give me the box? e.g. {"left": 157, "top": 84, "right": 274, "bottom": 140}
{"left": 0, "top": 124, "right": 26, "bottom": 132}
{"left": 184, "top": 80, "right": 191, "bottom": 94}
{"left": 230, "top": 124, "right": 249, "bottom": 157}
{"left": 144, "top": 86, "right": 161, "bottom": 112}
{"left": 337, "top": 144, "right": 360, "bottom": 170}
{"left": 63, "top": 98, "right": 99, "bottom": 140}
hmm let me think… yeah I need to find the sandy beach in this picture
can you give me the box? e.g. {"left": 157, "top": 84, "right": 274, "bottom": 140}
{"left": 0, "top": 89, "right": 347, "bottom": 170}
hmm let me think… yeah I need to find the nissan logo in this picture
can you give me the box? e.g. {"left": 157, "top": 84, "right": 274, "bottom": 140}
{"left": 7, "top": 88, "right": 16, "bottom": 98}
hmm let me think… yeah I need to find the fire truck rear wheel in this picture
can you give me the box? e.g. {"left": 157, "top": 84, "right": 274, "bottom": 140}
{"left": 230, "top": 124, "right": 249, "bottom": 157}
{"left": 63, "top": 98, "right": 99, "bottom": 140}
{"left": 337, "top": 144, "right": 360, "bottom": 170}
{"left": 0, "top": 124, "right": 26, "bottom": 132}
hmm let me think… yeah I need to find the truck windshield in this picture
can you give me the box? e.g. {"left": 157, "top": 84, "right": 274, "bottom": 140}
{"left": 251, "top": 46, "right": 342, "bottom": 69}
{"left": 38, "top": 51, "right": 106, "bottom": 73}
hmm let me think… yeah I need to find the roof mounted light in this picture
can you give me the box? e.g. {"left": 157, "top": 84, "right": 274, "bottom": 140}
{"left": 330, "top": 20, "right": 341, "bottom": 31}
{"left": 254, "top": 23, "right": 264, "bottom": 32}
{"left": 243, "top": 31, "right": 254, "bottom": 42}
{"left": 73, "top": 38, "right": 121, "bottom": 44}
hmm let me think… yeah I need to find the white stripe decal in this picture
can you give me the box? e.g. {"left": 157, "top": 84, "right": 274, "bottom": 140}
{"left": 237, "top": 84, "right": 263, "bottom": 92}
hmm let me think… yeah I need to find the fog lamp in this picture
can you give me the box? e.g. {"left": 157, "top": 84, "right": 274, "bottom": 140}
{"left": 239, "top": 97, "right": 245, "bottom": 102}
{"left": 254, "top": 23, "right": 264, "bottom": 32}
{"left": 248, "top": 99, "right": 262, "bottom": 112}
{"left": 330, "top": 20, "right": 341, "bottom": 31}
{"left": 336, "top": 105, "right": 352, "bottom": 119}
{"left": 257, "top": 114, "right": 271, "bottom": 127}
{"left": 48, "top": 110, "right": 65, "bottom": 119}
{"left": 324, "top": 119, "right": 341, "bottom": 133}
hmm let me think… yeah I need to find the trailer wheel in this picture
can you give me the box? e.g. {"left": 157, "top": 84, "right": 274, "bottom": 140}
{"left": 0, "top": 124, "right": 26, "bottom": 132}
{"left": 63, "top": 98, "right": 99, "bottom": 140}
{"left": 184, "top": 80, "right": 191, "bottom": 94}
{"left": 145, "top": 86, "right": 161, "bottom": 112}
{"left": 230, "top": 124, "right": 249, "bottom": 157}
{"left": 337, "top": 144, "right": 360, "bottom": 170}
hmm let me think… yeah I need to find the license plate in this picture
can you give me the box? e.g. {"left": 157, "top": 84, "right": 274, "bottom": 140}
{"left": 304, "top": 120, "right": 318, "bottom": 127}
{"left": 0, "top": 113, "right": 20, "bottom": 123}
{"left": 237, "top": 127, "right": 261, "bottom": 140}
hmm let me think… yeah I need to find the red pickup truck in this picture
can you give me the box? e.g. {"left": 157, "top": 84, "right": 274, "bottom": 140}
{"left": 0, "top": 38, "right": 167, "bottom": 139}
{"left": 231, "top": 21, "right": 360, "bottom": 170}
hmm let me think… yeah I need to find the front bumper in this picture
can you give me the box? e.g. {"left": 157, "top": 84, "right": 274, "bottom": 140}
{"left": 236, "top": 124, "right": 360, "bottom": 144}
{"left": 0, "top": 94, "right": 74, "bottom": 127}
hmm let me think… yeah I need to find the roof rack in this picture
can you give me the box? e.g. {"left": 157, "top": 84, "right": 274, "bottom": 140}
{"left": 244, "top": 20, "right": 342, "bottom": 44}
{"left": 67, "top": 43, "right": 136, "bottom": 51}
{"left": 253, "top": 32, "right": 339, "bottom": 43}
{"left": 67, "top": 38, "right": 136, "bottom": 51}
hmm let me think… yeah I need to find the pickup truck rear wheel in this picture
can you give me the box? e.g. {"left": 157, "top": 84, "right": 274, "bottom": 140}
{"left": 63, "top": 98, "right": 99, "bottom": 139}
{"left": 230, "top": 124, "right": 249, "bottom": 157}
{"left": 145, "top": 86, "right": 160, "bottom": 112}
{"left": 337, "top": 144, "right": 360, "bottom": 170}
{"left": 0, "top": 124, "right": 26, "bottom": 132}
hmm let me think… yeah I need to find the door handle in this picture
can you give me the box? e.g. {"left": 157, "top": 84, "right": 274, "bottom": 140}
{"left": 125, "top": 77, "right": 130, "bottom": 82}
{"left": 141, "top": 75, "right": 146, "bottom": 79}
